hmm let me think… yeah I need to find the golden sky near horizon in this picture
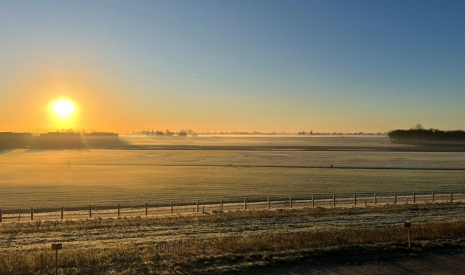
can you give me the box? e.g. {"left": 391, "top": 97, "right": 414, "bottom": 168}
{"left": 0, "top": 68, "right": 456, "bottom": 134}
{"left": 2, "top": 2, "right": 465, "bottom": 133}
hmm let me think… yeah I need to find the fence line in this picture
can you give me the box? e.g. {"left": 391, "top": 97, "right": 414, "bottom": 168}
{"left": 0, "top": 190, "right": 464, "bottom": 223}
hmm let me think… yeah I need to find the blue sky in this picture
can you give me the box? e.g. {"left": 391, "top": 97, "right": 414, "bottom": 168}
{"left": 1, "top": 0, "right": 465, "bottom": 132}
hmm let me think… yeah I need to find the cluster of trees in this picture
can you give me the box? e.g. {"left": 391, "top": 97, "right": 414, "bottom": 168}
{"left": 388, "top": 124, "right": 465, "bottom": 144}
{"left": 202, "top": 131, "right": 281, "bottom": 135}
{"left": 298, "top": 131, "right": 384, "bottom": 135}
{"left": 53, "top": 129, "right": 87, "bottom": 134}
{"left": 139, "top": 129, "right": 198, "bottom": 137}
{"left": 298, "top": 131, "right": 313, "bottom": 135}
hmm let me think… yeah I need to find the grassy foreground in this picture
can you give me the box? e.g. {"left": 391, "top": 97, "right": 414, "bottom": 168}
{"left": 1, "top": 203, "right": 465, "bottom": 274}
{"left": 2, "top": 202, "right": 463, "bottom": 234}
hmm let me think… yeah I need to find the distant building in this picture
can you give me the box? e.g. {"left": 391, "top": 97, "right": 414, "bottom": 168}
{"left": 39, "top": 132, "right": 83, "bottom": 148}
{"left": 83, "top": 132, "right": 119, "bottom": 139}
{"left": 83, "top": 132, "right": 120, "bottom": 147}
{"left": 0, "top": 132, "right": 35, "bottom": 148}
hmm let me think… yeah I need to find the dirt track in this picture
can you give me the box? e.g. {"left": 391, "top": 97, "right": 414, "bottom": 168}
{"left": 256, "top": 253, "right": 465, "bottom": 275}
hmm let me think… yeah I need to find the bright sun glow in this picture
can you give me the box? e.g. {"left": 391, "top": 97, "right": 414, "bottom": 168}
{"left": 51, "top": 100, "right": 75, "bottom": 117}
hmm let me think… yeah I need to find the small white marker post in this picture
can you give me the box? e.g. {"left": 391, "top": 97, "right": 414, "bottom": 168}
{"left": 51, "top": 243, "right": 63, "bottom": 275}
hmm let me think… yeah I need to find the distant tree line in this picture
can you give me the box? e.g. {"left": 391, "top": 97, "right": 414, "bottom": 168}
{"left": 388, "top": 124, "right": 465, "bottom": 144}
{"left": 298, "top": 131, "right": 384, "bottom": 136}
{"left": 137, "top": 129, "right": 198, "bottom": 137}
{"left": 131, "top": 130, "right": 388, "bottom": 136}
{"left": 201, "top": 131, "right": 281, "bottom": 135}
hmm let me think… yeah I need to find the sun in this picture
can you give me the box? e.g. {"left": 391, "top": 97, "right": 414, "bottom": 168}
{"left": 51, "top": 100, "right": 75, "bottom": 117}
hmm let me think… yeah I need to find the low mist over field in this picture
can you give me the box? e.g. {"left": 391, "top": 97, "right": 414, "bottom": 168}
{"left": 120, "top": 134, "right": 392, "bottom": 147}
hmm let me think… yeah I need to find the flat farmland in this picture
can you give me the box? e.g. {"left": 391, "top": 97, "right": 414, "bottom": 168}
{"left": 1, "top": 136, "right": 465, "bottom": 210}
{"left": 119, "top": 135, "right": 396, "bottom": 147}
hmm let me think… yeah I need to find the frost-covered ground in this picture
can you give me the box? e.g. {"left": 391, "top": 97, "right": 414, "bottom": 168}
{"left": 2, "top": 205, "right": 465, "bottom": 250}
{"left": 0, "top": 136, "right": 464, "bottom": 210}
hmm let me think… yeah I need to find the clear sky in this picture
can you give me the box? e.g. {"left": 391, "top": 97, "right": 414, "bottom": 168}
{"left": 1, "top": 0, "right": 465, "bottom": 133}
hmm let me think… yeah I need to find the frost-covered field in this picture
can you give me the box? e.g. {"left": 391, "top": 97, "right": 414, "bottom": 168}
{"left": 1, "top": 136, "right": 465, "bottom": 210}
{"left": 120, "top": 135, "right": 394, "bottom": 147}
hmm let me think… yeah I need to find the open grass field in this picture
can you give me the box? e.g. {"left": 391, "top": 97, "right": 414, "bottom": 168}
{"left": 120, "top": 135, "right": 396, "bottom": 148}
{"left": 2, "top": 136, "right": 465, "bottom": 274}
{"left": 2, "top": 203, "right": 465, "bottom": 274}
{"left": 1, "top": 136, "right": 465, "bottom": 210}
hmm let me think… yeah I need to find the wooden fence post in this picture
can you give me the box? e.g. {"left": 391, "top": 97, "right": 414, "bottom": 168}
{"left": 333, "top": 194, "right": 335, "bottom": 207}
{"left": 374, "top": 193, "right": 377, "bottom": 205}
{"left": 312, "top": 195, "right": 315, "bottom": 208}
{"left": 450, "top": 191, "right": 453, "bottom": 202}
{"left": 171, "top": 201, "right": 174, "bottom": 214}
{"left": 354, "top": 194, "right": 357, "bottom": 206}
{"left": 196, "top": 200, "right": 199, "bottom": 213}
{"left": 220, "top": 199, "right": 223, "bottom": 211}
{"left": 202, "top": 205, "right": 205, "bottom": 213}
{"left": 394, "top": 192, "right": 397, "bottom": 204}
{"left": 408, "top": 227, "right": 411, "bottom": 248}
{"left": 267, "top": 197, "right": 271, "bottom": 210}
{"left": 89, "top": 205, "right": 92, "bottom": 218}
{"left": 290, "top": 196, "right": 293, "bottom": 209}
{"left": 31, "top": 207, "right": 33, "bottom": 221}
{"left": 61, "top": 206, "right": 64, "bottom": 220}
{"left": 405, "top": 222, "right": 412, "bottom": 248}
{"left": 117, "top": 204, "right": 120, "bottom": 217}
{"left": 244, "top": 198, "right": 247, "bottom": 210}
{"left": 145, "top": 202, "right": 148, "bottom": 216}
{"left": 432, "top": 191, "right": 435, "bottom": 202}
{"left": 0, "top": 209, "right": 2, "bottom": 223}
{"left": 413, "top": 192, "right": 416, "bottom": 204}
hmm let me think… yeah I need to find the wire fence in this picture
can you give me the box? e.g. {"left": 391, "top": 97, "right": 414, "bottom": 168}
{"left": 0, "top": 190, "right": 464, "bottom": 223}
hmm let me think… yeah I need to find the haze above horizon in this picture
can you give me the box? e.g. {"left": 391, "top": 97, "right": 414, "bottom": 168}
{"left": 1, "top": 0, "right": 465, "bottom": 133}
